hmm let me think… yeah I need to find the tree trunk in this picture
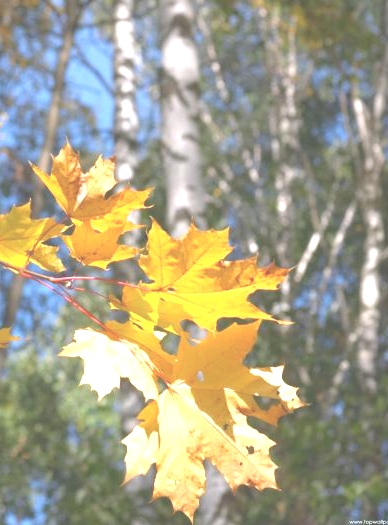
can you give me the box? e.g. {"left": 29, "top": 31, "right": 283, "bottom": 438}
{"left": 351, "top": 1, "right": 387, "bottom": 394}
{"left": 113, "top": 0, "right": 142, "bottom": 435}
{"left": 160, "top": 0, "right": 205, "bottom": 237}
{"left": 260, "top": 6, "right": 300, "bottom": 320}
{"left": 112, "top": 3, "right": 156, "bottom": 523}
{"left": 0, "top": 0, "right": 80, "bottom": 375}
{"left": 347, "top": 3, "right": 388, "bottom": 518}
{"left": 113, "top": 0, "right": 139, "bottom": 185}
{"left": 159, "top": 2, "right": 241, "bottom": 524}
{"left": 352, "top": 99, "right": 385, "bottom": 394}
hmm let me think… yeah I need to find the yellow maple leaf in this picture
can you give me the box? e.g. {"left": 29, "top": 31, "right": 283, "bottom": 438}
{"left": 105, "top": 320, "right": 174, "bottom": 380}
{"left": 62, "top": 221, "right": 138, "bottom": 269}
{"left": 116, "top": 220, "right": 290, "bottom": 333}
{"left": 31, "top": 142, "right": 152, "bottom": 232}
{"left": 141, "top": 219, "right": 232, "bottom": 286}
{"left": 59, "top": 328, "right": 159, "bottom": 401}
{"left": 122, "top": 322, "right": 304, "bottom": 521}
{"left": 0, "top": 202, "right": 65, "bottom": 272}
{"left": 0, "top": 327, "right": 19, "bottom": 348}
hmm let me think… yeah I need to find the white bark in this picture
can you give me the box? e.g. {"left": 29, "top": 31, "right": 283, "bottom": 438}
{"left": 160, "top": 0, "right": 205, "bottom": 237}
{"left": 259, "top": 7, "right": 300, "bottom": 318}
{"left": 112, "top": 4, "right": 154, "bottom": 521}
{"left": 315, "top": 201, "right": 358, "bottom": 409}
{"left": 294, "top": 193, "right": 337, "bottom": 283}
{"left": 354, "top": 105, "right": 385, "bottom": 393}
{"left": 113, "top": 0, "right": 139, "bottom": 184}
{"left": 113, "top": 0, "right": 141, "bottom": 251}
{"left": 199, "top": 462, "right": 242, "bottom": 525}
{"left": 351, "top": 1, "right": 387, "bottom": 391}
{"left": 160, "top": 3, "right": 241, "bottom": 523}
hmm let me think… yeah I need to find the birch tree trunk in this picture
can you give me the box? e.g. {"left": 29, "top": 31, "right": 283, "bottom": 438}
{"left": 113, "top": 0, "right": 138, "bottom": 185}
{"left": 0, "top": 0, "right": 80, "bottom": 374}
{"left": 112, "top": 0, "right": 144, "bottom": 439}
{"left": 351, "top": 1, "right": 387, "bottom": 394}
{"left": 259, "top": 5, "right": 300, "bottom": 321}
{"left": 112, "top": 5, "right": 157, "bottom": 523}
{"left": 160, "top": 0, "right": 205, "bottom": 237}
{"left": 159, "top": 2, "right": 242, "bottom": 523}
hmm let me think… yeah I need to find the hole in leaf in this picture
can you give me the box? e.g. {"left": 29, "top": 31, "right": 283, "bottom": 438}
{"left": 160, "top": 332, "right": 180, "bottom": 355}
{"left": 196, "top": 370, "right": 205, "bottom": 382}
{"left": 180, "top": 320, "right": 207, "bottom": 343}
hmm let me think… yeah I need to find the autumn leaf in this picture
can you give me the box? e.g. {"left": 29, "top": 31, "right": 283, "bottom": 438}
{"left": 60, "top": 328, "right": 159, "bottom": 401}
{"left": 31, "top": 142, "right": 152, "bottom": 232}
{"left": 62, "top": 221, "right": 138, "bottom": 269}
{"left": 0, "top": 327, "right": 19, "bottom": 348}
{"left": 122, "top": 402, "right": 159, "bottom": 478}
{"left": 0, "top": 141, "right": 305, "bottom": 523}
{"left": 0, "top": 202, "right": 65, "bottom": 271}
{"left": 116, "top": 220, "right": 290, "bottom": 333}
{"left": 122, "top": 322, "right": 304, "bottom": 521}
{"left": 105, "top": 320, "right": 174, "bottom": 380}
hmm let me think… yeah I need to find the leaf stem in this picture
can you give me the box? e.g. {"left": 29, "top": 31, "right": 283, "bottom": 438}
{"left": 0, "top": 258, "right": 164, "bottom": 380}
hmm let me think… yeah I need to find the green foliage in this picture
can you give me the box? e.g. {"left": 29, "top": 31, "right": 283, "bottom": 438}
{"left": 0, "top": 329, "right": 137, "bottom": 524}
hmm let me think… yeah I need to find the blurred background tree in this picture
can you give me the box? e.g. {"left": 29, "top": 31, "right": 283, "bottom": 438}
{"left": 0, "top": 0, "right": 387, "bottom": 524}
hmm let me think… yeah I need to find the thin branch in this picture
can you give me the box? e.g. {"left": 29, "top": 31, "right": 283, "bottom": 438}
{"left": 73, "top": 42, "right": 114, "bottom": 95}
{"left": 303, "top": 200, "right": 357, "bottom": 367}
{"left": 338, "top": 89, "right": 363, "bottom": 179}
{"left": 294, "top": 182, "right": 339, "bottom": 283}
{"left": 318, "top": 200, "right": 357, "bottom": 300}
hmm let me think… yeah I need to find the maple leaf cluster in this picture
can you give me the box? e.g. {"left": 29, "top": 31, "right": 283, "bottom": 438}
{"left": 0, "top": 143, "right": 305, "bottom": 522}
